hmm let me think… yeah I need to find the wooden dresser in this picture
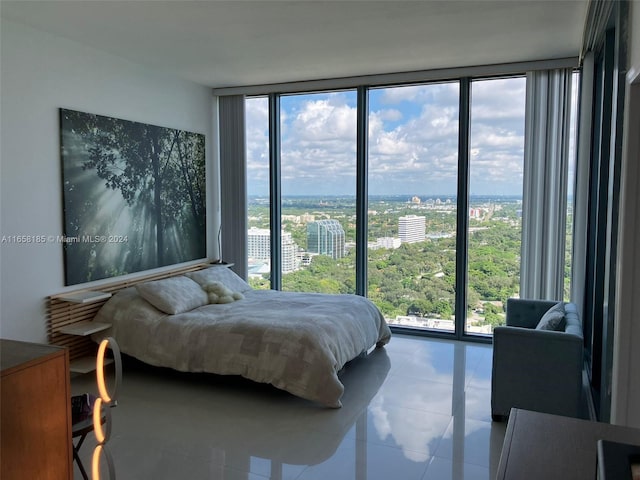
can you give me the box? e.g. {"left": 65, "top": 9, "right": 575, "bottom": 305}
{"left": 497, "top": 408, "right": 640, "bottom": 480}
{"left": 1, "top": 339, "right": 72, "bottom": 480}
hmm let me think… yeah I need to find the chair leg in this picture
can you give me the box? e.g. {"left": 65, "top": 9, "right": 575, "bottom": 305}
{"left": 73, "top": 433, "right": 89, "bottom": 480}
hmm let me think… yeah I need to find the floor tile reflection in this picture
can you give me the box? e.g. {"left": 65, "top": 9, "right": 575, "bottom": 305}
{"left": 423, "top": 456, "right": 490, "bottom": 480}
{"left": 71, "top": 334, "right": 505, "bottom": 480}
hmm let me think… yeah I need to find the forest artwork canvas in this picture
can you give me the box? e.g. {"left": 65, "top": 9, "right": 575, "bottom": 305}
{"left": 60, "top": 109, "right": 206, "bottom": 285}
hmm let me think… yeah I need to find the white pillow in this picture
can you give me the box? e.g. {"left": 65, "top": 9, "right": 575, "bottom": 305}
{"left": 186, "top": 266, "right": 252, "bottom": 293}
{"left": 136, "top": 276, "right": 208, "bottom": 314}
{"left": 535, "top": 302, "right": 566, "bottom": 331}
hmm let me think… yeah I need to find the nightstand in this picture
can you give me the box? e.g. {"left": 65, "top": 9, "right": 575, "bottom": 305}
{"left": 56, "top": 292, "right": 113, "bottom": 374}
{"left": 58, "top": 291, "right": 112, "bottom": 304}
{"left": 59, "top": 320, "right": 113, "bottom": 373}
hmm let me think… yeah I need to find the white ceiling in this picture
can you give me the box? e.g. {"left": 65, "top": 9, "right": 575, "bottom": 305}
{"left": 1, "top": 0, "right": 589, "bottom": 89}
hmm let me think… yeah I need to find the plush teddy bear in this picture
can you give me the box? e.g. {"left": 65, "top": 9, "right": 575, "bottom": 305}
{"left": 202, "top": 281, "right": 244, "bottom": 304}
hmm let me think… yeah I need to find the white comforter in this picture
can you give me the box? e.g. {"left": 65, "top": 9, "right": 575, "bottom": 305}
{"left": 94, "top": 288, "right": 391, "bottom": 407}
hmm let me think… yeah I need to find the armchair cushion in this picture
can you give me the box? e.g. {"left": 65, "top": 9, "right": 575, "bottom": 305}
{"left": 536, "top": 302, "right": 566, "bottom": 331}
{"left": 505, "top": 298, "right": 559, "bottom": 328}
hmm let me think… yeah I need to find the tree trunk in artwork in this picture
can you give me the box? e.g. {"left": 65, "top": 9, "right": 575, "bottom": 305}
{"left": 149, "top": 129, "right": 164, "bottom": 266}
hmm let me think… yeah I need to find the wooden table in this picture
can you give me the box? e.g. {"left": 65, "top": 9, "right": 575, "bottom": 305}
{"left": 497, "top": 409, "right": 640, "bottom": 479}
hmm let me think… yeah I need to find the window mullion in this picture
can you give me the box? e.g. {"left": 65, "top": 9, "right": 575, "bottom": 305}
{"left": 356, "top": 86, "right": 369, "bottom": 297}
{"left": 269, "top": 93, "right": 282, "bottom": 290}
{"left": 456, "top": 78, "right": 471, "bottom": 338}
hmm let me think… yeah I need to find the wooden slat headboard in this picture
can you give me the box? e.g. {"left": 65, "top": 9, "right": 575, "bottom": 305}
{"left": 47, "top": 262, "right": 213, "bottom": 361}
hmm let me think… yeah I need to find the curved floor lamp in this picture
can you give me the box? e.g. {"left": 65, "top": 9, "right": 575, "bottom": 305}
{"left": 91, "top": 337, "right": 121, "bottom": 479}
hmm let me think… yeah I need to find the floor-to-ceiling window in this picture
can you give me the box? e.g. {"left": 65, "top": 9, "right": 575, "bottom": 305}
{"left": 241, "top": 68, "right": 576, "bottom": 340}
{"left": 279, "top": 91, "right": 357, "bottom": 293}
{"left": 564, "top": 72, "right": 580, "bottom": 301}
{"left": 246, "top": 96, "right": 271, "bottom": 289}
{"left": 466, "top": 77, "right": 526, "bottom": 334}
{"left": 367, "top": 83, "right": 459, "bottom": 332}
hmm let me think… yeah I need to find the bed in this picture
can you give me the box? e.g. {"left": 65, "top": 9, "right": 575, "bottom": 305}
{"left": 92, "top": 266, "right": 391, "bottom": 408}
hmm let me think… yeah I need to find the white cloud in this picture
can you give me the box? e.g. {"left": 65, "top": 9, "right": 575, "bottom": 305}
{"left": 289, "top": 97, "right": 357, "bottom": 143}
{"left": 246, "top": 77, "right": 528, "bottom": 196}
{"left": 378, "top": 108, "right": 403, "bottom": 122}
{"left": 278, "top": 93, "right": 358, "bottom": 194}
{"left": 471, "top": 77, "right": 526, "bottom": 121}
{"left": 246, "top": 97, "right": 270, "bottom": 194}
{"left": 378, "top": 82, "right": 459, "bottom": 106}
{"left": 379, "top": 84, "right": 425, "bottom": 104}
{"left": 367, "top": 84, "right": 460, "bottom": 194}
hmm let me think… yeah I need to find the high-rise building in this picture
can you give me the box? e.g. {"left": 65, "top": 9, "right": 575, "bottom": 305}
{"left": 398, "top": 215, "right": 426, "bottom": 243}
{"left": 281, "top": 234, "right": 298, "bottom": 273}
{"left": 306, "top": 219, "right": 345, "bottom": 259}
{"left": 247, "top": 227, "right": 298, "bottom": 273}
{"left": 247, "top": 227, "right": 270, "bottom": 260}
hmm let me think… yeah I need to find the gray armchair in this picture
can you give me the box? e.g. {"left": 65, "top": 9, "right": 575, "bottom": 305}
{"left": 491, "top": 298, "right": 584, "bottom": 421}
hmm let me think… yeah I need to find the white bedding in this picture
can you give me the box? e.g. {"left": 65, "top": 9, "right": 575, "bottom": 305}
{"left": 93, "top": 286, "right": 391, "bottom": 407}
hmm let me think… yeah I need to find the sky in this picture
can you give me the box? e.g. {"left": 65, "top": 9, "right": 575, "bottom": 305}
{"left": 245, "top": 76, "right": 576, "bottom": 197}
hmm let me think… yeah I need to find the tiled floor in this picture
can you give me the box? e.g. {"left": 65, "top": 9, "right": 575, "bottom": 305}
{"left": 71, "top": 334, "right": 506, "bottom": 480}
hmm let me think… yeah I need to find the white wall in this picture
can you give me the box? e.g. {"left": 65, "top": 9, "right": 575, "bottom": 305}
{"left": 611, "top": 1, "right": 640, "bottom": 429}
{"left": 0, "top": 18, "right": 216, "bottom": 342}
